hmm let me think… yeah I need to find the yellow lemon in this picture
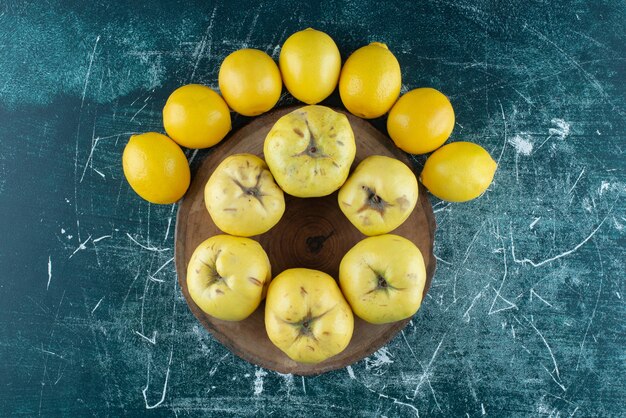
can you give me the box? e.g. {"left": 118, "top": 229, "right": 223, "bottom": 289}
{"left": 162, "top": 84, "right": 231, "bottom": 149}
{"left": 218, "top": 49, "right": 282, "bottom": 116}
{"left": 339, "top": 42, "right": 401, "bottom": 119}
{"left": 388, "top": 88, "right": 455, "bottom": 154}
{"left": 420, "top": 142, "right": 497, "bottom": 202}
{"left": 279, "top": 28, "right": 341, "bottom": 104}
{"left": 122, "top": 132, "right": 190, "bottom": 204}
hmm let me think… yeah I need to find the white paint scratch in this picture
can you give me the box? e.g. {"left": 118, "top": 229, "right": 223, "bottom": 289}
{"left": 164, "top": 204, "right": 176, "bottom": 242}
{"left": 463, "top": 288, "right": 486, "bottom": 322}
{"left": 598, "top": 181, "right": 610, "bottom": 195}
{"left": 93, "top": 235, "right": 112, "bottom": 243}
{"left": 47, "top": 257, "right": 52, "bottom": 290}
{"left": 392, "top": 399, "right": 420, "bottom": 417}
{"left": 244, "top": 10, "right": 261, "bottom": 46}
{"left": 535, "top": 118, "right": 571, "bottom": 152}
{"left": 91, "top": 296, "right": 105, "bottom": 314}
{"left": 496, "top": 100, "right": 508, "bottom": 166}
{"left": 135, "top": 330, "right": 157, "bottom": 345}
{"left": 139, "top": 275, "right": 151, "bottom": 334}
{"left": 365, "top": 347, "right": 394, "bottom": 373}
{"left": 275, "top": 372, "right": 294, "bottom": 396}
{"left": 122, "top": 269, "right": 141, "bottom": 310}
{"left": 188, "top": 149, "right": 199, "bottom": 165}
{"left": 253, "top": 368, "right": 267, "bottom": 396}
{"left": 576, "top": 240, "right": 604, "bottom": 371}
{"left": 93, "top": 168, "right": 106, "bottom": 179}
{"left": 512, "top": 87, "right": 534, "bottom": 106}
{"left": 569, "top": 168, "right": 585, "bottom": 194}
{"left": 346, "top": 365, "right": 356, "bottom": 379}
{"left": 148, "top": 275, "right": 165, "bottom": 284}
{"left": 151, "top": 257, "right": 174, "bottom": 278}
{"left": 142, "top": 348, "right": 173, "bottom": 409}
{"left": 530, "top": 289, "right": 554, "bottom": 308}
{"left": 433, "top": 254, "right": 453, "bottom": 266}
{"left": 130, "top": 103, "right": 148, "bottom": 123}
{"left": 508, "top": 134, "right": 533, "bottom": 156}
{"left": 401, "top": 330, "right": 417, "bottom": 360}
{"left": 364, "top": 383, "right": 420, "bottom": 417}
{"left": 489, "top": 234, "right": 517, "bottom": 315}
{"left": 189, "top": 7, "right": 217, "bottom": 82}
{"left": 81, "top": 35, "right": 101, "bottom": 108}
{"left": 549, "top": 118, "right": 571, "bottom": 140}
{"left": 164, "top": 216, "right": 173, "bottom": 241}
{"left": 79, "top": 137, "right": 100, "bottom": 183}
{"left": 527, "top": 23, "right": 617, "bottom": 111}
{"left": 527, "top": 317, "right": 563, "bottom": 388}
{"left": 542, "top": 364, "right": 567, "bottom": 392}
{"left": 427, "top": 379, "right": 442, "bottom": 412}
{"left": 40, "top": 347, "right": 64, "bottom": 359}
{"left": 412, "top": 334, "right": 446, "bottom": 398}
{"left": 530, "top": 217, "right": 541, "bottom": 229}
{"left": 433, "top": 202, "right": 452, "bottom": 213}
{"left": 481, "top": 403, "right": 486, "bottom": 415}
{"left": 69, "top": 235, "right": 92, "bottom": 259}
{"left": 511, "top": 217, "right": 607, "bottom": 267}
{"left": 127, "top": 233, "right": 170, "bottom": 252}
{"left": 463, "top": 222, "right": 485, "bottom": 264}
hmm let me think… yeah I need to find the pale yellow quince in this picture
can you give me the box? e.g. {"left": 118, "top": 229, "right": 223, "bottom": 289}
{"left": 264, "top": 105, "right": 356, "bottom": 197}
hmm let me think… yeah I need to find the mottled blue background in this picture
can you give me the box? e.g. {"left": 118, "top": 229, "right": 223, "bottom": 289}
{"left": 0, "top": 1, "right": 624, "bottom": 416}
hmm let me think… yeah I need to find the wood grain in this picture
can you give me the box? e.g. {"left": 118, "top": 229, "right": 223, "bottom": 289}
{"left": 175, "top": 106, "right": 436, "bottom": 375}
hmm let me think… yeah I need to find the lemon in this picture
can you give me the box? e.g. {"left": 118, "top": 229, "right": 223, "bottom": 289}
{"left": 122, "top": 132, "right": 190, "bottom": 204}
{"left": 388, "top": 88, "right": 455, "bottom": 154}
{"left": 339, "top": 42, "right": 401, "bottom": 119}
{"left": 162, "top": 84, "right": 231, "bottom": 149}
{"left": 279, "top": 28, "right": 341, "bottom": 104}
{"left": 218, "top": 49, "right": 282, "bottom": 116}
{"left": 420, "top": 142, "right": 497, "bottom": 202}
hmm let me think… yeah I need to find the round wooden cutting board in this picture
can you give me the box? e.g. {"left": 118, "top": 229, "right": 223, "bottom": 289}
{"left": 175, "top": 107, "right": 437, "bottom": 375}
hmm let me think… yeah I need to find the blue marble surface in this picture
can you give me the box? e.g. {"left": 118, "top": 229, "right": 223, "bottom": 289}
{"left": 0, "top": 1, "right": 624, "bottom": 416}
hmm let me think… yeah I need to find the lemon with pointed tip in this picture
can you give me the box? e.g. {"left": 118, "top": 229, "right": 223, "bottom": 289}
{"left": 279, "top": 28, "right": 341, "bottom": 104}
{"left": 420, "top": 142, "right": 497, "bottom": 202}
{"left": 122, "top": 132, "right": 190, "bottom": 204}
{"left": 388, "top": 87, "right": 455, "bottom": 154}
{"left": 218, "top": 49, "right": 282, "bottom": 116}
{"left": 162, "top": 84, "right": 231, "bottom": 149}
{"left": 339, "top": 42, "right": 401, "bottom": 119}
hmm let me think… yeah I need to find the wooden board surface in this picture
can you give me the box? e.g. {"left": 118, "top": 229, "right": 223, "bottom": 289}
{"left": 175, "top": 107, "right": 436, "bottom": 375}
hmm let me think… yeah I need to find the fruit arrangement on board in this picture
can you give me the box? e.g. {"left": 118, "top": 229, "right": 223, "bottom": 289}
{"left": 121, "top": 28, "right": 497, "bottom": 365}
